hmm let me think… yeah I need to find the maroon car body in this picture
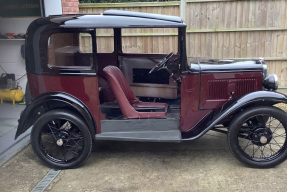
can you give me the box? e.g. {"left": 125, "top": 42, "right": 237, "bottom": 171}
{"left": 16, "top": 10, "right": 287, "bottom": 169}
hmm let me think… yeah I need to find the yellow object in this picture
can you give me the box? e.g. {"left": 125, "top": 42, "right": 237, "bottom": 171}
{"left": 0, "top": 89, "right": 24, "bottom": 105}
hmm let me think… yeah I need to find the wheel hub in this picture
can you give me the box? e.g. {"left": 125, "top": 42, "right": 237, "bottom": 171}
{"left": 56, "top": 131, "right": 69, "bottom": 146}
{"left": 260, "top": 136, "right": 268, "bottom": 144}
{"left": 251, "top": 127, "right": 272, "bottom": 146}
{"left": 56, "top": 139, "right": 64, "bottom": 146}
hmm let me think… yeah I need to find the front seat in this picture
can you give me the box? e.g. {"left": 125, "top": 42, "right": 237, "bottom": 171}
{"left": 103, "top": 66, "right": 167, "bottom": 118}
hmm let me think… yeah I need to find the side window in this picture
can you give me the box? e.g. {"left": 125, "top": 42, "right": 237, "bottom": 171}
{"left": 121, "top": 28, "right": 178, "bottom": 54}
{"left": 96, "top": 28, "right": 114, "bottom": 53}
{"left": 48, "top": 33, "right": 93, "bottom": 68}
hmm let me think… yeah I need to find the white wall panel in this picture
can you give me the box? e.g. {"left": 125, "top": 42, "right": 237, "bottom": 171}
{"left": 0, "top": 17, "right": 37, "bottom": 93}
{"left": 44, "top": 0, "right": 62, "bottom": 16}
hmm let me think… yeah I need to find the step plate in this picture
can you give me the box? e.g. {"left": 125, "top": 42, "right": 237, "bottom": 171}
{"left": 95, "top": 130, "right": 181, "bottom": 142}
{"left": 101, "top": 118, "right": 179, "bottom": 133}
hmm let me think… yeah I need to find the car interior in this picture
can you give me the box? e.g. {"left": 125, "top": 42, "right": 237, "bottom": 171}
{"left": 96, "top": 28, "right": 181, "bottom": 120}
{"left": 47, "top": 28, "right": 182, "bottom": 120}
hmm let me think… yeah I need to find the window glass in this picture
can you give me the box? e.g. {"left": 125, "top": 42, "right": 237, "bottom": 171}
{"left": 96, "top": 28, "right": 114, "bottom": 53}
{"left": 121, "top": 28, "right": 178, "bottom": 54}
{"left": 48, "top": 33, "right": 93, "bottom": 68}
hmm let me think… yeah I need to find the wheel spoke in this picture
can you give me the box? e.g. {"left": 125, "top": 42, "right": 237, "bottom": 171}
{"left": 271, "top": 122, "right": 283, "bottom": 134}
{"left": 268, "top": 143, "right": 275, "bottom": 156}
{"left": 60, "top": 147, "right": 66, "bottom": 161}
{"left": 269, "top": 142, "right": 284, "bottom": 145}
{"left": 38, "top": 118, "right": 86, "bottom": 163}
{"left": 234, "top": 111, "right": 287, "bottom": 163}
{"left": 42, "top": 139, "right": 54, "bottom": 144}
{"left": 242, "top": 140, "right": 252, "bottom": 152}
{"left": 251, "top": 146, "right": 260, "bottom": 158}
{"left": 43, "top": 143, "right": 58, "bottom": 151}
{"left": 64, "top": 144, "right": 83, "bottom": 150}
{"left": 260, "top": 145, "right": 267, "bottom": 158}
{"left": 270, "top": 138, "right": 283, "bottom": 148}
{"left": 272, "top": 132, "right": 286, "bottom": 137}
{"left": 47, "top": 124, "right": 58, "bottom": 140}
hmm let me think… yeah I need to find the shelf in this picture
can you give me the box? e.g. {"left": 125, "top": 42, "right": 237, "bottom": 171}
{"left": 0, "top": 39, "right": 25, "bottom": 41}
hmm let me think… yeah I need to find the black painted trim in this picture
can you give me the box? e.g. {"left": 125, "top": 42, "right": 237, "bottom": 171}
{"left": 26, "top": 26, "right": 97, "bottom": 75}
{"left": 200, "top": 69, "right": 263, "bottom": 74}
{"left": 15, "top": 92, "right": 96, "bottom": 139}
{"left": 188, "top": 59, "right": 264, "bottom": 74}
{"left": 40, "top": 0, "right": 45, "bottom": 17}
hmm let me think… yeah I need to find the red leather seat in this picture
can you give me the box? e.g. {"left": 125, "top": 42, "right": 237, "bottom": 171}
{"left": 103, "top": 66, "right": 167, "bottom": 118}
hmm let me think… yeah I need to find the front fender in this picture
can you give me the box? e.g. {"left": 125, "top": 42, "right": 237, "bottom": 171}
{"left": 182, "top": 91, "right": 287, "bottom": 140}
{"left": 15, "top": 92, "right": 96, "bottom": 139}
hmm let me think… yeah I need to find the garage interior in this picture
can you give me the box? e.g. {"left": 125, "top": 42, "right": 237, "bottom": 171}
{"left": 0, "top": 0, "right": 64, "bottom": 165}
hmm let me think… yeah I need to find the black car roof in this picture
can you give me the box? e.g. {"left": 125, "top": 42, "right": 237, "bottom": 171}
{"left": 45, "top": 9, "right": 185, "bottom": 28}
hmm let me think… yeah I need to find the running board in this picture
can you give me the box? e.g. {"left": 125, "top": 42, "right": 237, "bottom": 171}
{"left": 95, "top": 130, "right": 181, "bottom": 142}
{"left": 101, "top": 118, "right": 179, "bottom": 133}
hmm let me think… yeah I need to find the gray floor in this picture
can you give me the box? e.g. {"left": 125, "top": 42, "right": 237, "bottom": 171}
{"left": 0, "top": 102, "right": 25, "bottom": 136}
{"left": 0, "top": 102, "right": 29, "bottom": 165}
{"left": 1, "top": 130, "right": 287, "bottom": 192}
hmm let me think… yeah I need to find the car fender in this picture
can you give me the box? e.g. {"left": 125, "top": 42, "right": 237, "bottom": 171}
{"left": 15, "top": 92, "right": 96, "bottom": 139}
{"left": 182, "top": 91, "right": 287, "bottom": 140}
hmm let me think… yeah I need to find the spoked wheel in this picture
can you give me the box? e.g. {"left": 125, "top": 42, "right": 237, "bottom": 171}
{"left": 31, "top": 110, "right": 93, "bottom": 169}
{"left": 228, "top": 106, "right": 287, "bottom": 168}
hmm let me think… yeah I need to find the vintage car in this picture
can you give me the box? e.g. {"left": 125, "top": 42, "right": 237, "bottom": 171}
{"left": 15, "top": 10, "right": 287, "bottom": 169}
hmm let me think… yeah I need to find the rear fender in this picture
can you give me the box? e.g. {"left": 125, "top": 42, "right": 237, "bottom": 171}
{"left": 182, "top": 91, "right": 287, "bottom": 140}
{"left": 15, "top": 92, "right": 96, "bottom": 139}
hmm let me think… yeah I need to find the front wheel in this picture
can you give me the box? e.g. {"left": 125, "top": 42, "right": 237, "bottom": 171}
{"left": 31, "top": 110, "right": 93, "bottom": 169}
{"left": 228, "top": 106, "right": 287, "bottom": 168}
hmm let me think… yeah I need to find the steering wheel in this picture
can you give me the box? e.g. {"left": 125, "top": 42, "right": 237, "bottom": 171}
{"left": 148, "top": 52, "right": 174, "bottom": 74}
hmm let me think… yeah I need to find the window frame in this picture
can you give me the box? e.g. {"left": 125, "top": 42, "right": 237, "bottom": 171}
{"left": 40, "top": 28, "right": 98, "bottom": 74}
{"left": 119, "top": 27, "right": 180, "bottom": 55}
{"left": 47, "top": 32, "right": 93, "bottom": 70}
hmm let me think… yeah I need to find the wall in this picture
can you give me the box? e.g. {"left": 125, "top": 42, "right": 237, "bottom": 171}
{"left": 0, "top": 18, "right": 37, "bottom": 92}
{"left": 184, "top": 0, "right": 287, "bottom": 87}
{"left": 79, "top": 0, "right": 287, "bottom": 88}
{"left": 44, "top": 0, "right": 62, "bottom": 16}
{"left": 62, "top": 0, "right": 79, "bottom": 14}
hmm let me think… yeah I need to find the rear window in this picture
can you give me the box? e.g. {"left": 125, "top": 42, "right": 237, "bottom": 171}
{"left": 48, "top": 33, "right": 93, "bottom": 68}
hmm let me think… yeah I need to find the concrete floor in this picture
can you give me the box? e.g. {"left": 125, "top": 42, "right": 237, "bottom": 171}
{"left": 278, "top": 88, "right": 287, "bottom": 95}
{"left": 1, "top": 133, "right": 287, "bottom": 192}
{"left": 0, "top": 102, "right": 28, "bottom": 165}
{"left": 0, "top": 102, "right": 25, "bottom": 136}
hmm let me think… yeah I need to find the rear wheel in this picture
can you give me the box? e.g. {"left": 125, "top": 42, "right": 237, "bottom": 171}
{"left": 228, "top": 106, "right": 287, "bottom": 168}
{"left": 31, "top": 110, "right": 93, "bottom": 169}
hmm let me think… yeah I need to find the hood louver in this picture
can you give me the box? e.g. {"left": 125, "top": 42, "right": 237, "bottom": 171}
{"left": 208, "top": 78, "right": 256, "bottom": 100}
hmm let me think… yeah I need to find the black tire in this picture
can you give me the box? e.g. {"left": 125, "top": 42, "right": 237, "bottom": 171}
{"left": 25, "top": 82, "right": 32, "bottom": 105}
{"left": 31, "top": 110, "right": 93, "bottom": 169}
{"left": 228, "top": 106, "right": 287, "bottom": 168}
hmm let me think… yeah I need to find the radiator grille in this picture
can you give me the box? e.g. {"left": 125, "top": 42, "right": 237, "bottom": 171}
{"left": 208, "top": 80, "right": 228, "bottom": 99}
{"left": 233, "top": 79, "right": 256, "bottom": 97}
{"left": 207, "top": 78, "right": 256, "bottom": 100}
